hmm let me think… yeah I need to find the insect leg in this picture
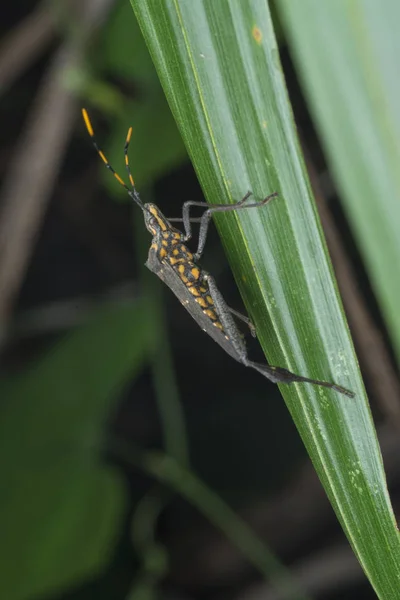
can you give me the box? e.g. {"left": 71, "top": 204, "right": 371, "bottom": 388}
{"left": 204, "top": 274, "right": 255, "bottom": 337}
{"left": 205, "top": 274, "right": 354, "bottom": 398}
{"left": 245, "top": 361, "right": 355, "bottom": 398}
{"left": 170, "top": 193, "right": 255, "bottom": 246}
{"left": 179, "top": 201, "right": 213, "bottom": 243}
{"left": 170, "top": 191, "right": 275, "bottom": 256}
{"left": 203, "top": 273, "right": 249, "bottom": 361}
{"left": 168, "top": 195, "right": 252, "bottom": 245}
{"left": 194, "top": 191, "right": 277, "bottom": 260}
{"left": 228, "top": 307, "right": 256, "bottom": 338}
{"left": 167, "top": 217, "right": 202, "bottom": 223}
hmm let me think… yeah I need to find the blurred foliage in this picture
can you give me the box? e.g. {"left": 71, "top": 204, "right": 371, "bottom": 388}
{"left": 82, "top": 0, "right": 187, "bottom": 192}
{"left": 0, "top": 301, "right": 155, "bottom": 600}
{"left": 278, "top": 0, "right": 400, "bottom": 363}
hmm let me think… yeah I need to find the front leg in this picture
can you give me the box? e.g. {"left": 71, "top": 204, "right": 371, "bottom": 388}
{"left": 170, "top": 193, "right": 255, "bottom": 259}
{"left": 195, "top": 191, "right": 277, "bottom": 260}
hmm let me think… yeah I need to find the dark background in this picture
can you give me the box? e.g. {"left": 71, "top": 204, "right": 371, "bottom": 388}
{"left": 0, "top": 2, "right": 398, "bottom": 600}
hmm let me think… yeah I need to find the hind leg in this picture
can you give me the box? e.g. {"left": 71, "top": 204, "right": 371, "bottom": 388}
{"left": 204, "top": 273, "right": 353, "bottom": 398}
{"left": 227, "top": 307, "right": 256, "bottom": 338}
{"left": 243, "top": 359, "right": 354, "bottom": 398}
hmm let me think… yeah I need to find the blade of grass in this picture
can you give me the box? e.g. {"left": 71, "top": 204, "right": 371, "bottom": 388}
{"left": 277, "top": 0, "right": 400, "bottom": 362}
{"left": 130, "top": 0, "right": 400, "bottom": 597}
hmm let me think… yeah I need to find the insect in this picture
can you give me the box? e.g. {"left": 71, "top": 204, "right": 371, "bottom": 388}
{"left": 82, "top": 109, "right": 354, "bottom": 399}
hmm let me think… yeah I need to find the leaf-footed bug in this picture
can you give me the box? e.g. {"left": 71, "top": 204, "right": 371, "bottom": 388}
{"left": 82, "top": 109, "right": 354, "bottom": 398}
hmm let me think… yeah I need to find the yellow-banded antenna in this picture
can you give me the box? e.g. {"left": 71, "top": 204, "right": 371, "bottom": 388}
{"left": 124, "top": 127, "right": 135, "bottom": 188}
{"left": 81, "top": 108, "right": 144, "bottom": 210}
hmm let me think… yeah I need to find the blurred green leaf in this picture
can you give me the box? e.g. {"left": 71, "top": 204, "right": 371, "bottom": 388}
{"left": 130, "top": 0, "right": 400, "bottom": 596}
{"left": 102, "top": 0, "right": 157, "bottom": 85}
{"left": 81, "top": 0, "right": 187, "bottom": 193}
{"left": 277, "top": 0, "right": 400, "bottom": 361}
{"left": 0, "top": 301, "right": 154, "bottom": 600}
{"left": 105, "top": 95, "right": 187, "bottom": 192}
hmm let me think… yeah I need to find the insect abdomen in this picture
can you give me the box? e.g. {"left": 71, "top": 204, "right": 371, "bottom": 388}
{"left": 166, "top": 243, "right": 226, "bottom": 334}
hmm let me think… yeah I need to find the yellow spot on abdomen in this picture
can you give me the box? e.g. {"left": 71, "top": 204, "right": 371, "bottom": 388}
{"left": 188, "top": 286, "right": 200, "bottom": 296}
{"left": 159, "top": 248, "right": 167, "bottom": 258}
{"left": 204, "top": 309, "right": 217, "bottom": 320}
{"left": 195, "top": 297, "right": 208, "bottom": 308}
{"left": 191, "top": 267, "right": 200, "bottom": 279}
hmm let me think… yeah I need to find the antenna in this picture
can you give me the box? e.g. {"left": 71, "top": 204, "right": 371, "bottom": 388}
{"left": 81, "top": 108, "right": 144, "bottom": 210}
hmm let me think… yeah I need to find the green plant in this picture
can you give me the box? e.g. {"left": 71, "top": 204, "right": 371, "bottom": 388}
{"left": 130, "top": 1, "right": 400, "bottom": 597}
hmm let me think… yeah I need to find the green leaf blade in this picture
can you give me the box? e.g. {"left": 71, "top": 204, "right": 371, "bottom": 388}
{"left": 131, "top": 0, "right": 400, "bottom": 596}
